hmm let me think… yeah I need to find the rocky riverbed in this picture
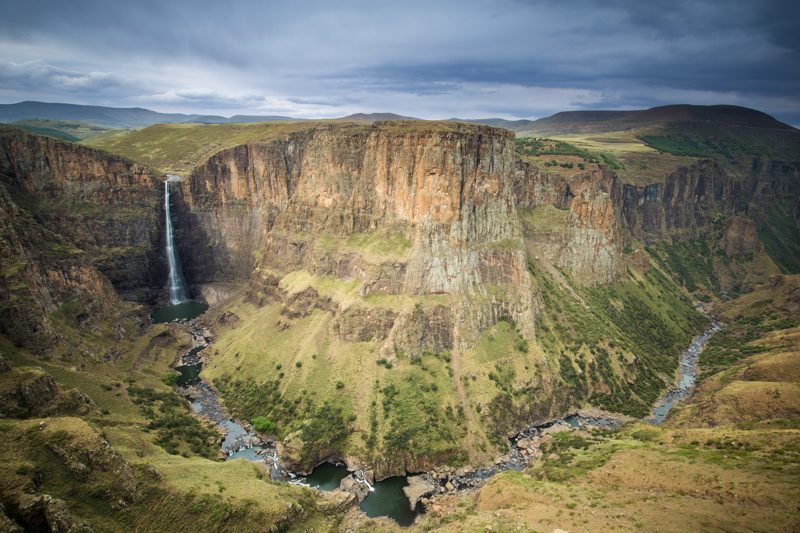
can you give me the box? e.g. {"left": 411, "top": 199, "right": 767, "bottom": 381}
{"left": 649, "top": 321, "right": 721, "bottom": 424}
{"left": 165, "top": 312, "right": 719, "bottom": 525}
{"left": 171, "top": 319, "right": 287, "bottom": 477}
{"left": 402, "top": 408, "right": 630, "bottom": 510}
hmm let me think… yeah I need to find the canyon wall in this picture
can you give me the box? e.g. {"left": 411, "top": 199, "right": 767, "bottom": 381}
{"left": 0, "top": 183, "right": 119, "bottom": 351}
{"left": 177, "top": 122, "right": 537, "bottom": 351}
{"left": 2, "top": 120, "right": 796, "bottom": 357}
{"left": 620, "top": 158, "right": 800, "bottom": 243}
{"left": 511, "top": 154, "right": 799, "bottom": 286}
{"left": 0, "top": 127, "right": 164, "bottom": 293}
{"left": 513, "top": 161, "right": 625, "bottom": 284}
{"left": 0, "top": 127, "right": 160, "bottom": 351}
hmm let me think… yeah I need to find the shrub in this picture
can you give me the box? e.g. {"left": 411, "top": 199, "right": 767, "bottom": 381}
{"left": 251, "top": 416, "right": 276, "bottom": 434}
{"left": 631, "top": 428, "right": 659, "bottom": 442}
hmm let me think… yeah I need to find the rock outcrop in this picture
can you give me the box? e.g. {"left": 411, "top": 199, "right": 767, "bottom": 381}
{"left": 0, "top": 182, "right": 120, "bottom": 351}
{"left": 178, "top": 122, "right": 537, "bottom": 353}
{"left": 0, "top": 129, "right": 160, "bottom": 352}
{"left": 721, "top": 215, "right": 762, "bottom": 257}
{"left": 338, "top": 474, "right": 370, "bottom": 503}
{"left": 403, "top": 475, "right": 436, "bottom": 510}
{"left": 514, "top": 161, "right": 624, "bottom": 284}
{"left": 0, "top": 127, "right": 163, "bottom": 294}
{"left": 0, "top": 367, "right": 95, "bottom": 418}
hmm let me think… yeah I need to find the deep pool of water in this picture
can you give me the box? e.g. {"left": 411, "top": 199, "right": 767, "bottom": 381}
{"left": 301, "top": 463, "right": 417, "bottom": 526}
{"left": 151, "top": 301, "right": 208, "bottom": 323}
{"left": 303, "top": 462, "right": 351, "bottom": 491}
{"left": 360, "top": 476, "right": 416, "bottom": 527}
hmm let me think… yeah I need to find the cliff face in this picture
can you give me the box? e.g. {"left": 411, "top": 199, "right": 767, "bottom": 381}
{"left": 179, "top": 122, "right": 537, "bottom": 352}
{"left": 0, "top": 183, "right": 118, "bottom": 351}
{"left": 513, "top": 161, "right": 625, "bottom": 284}
{"left": 512, "top": 153, "right": 798, "bottom": 287}
{"left": 621, "top": 160, "right": 742, "bottom": 242}
{"left": 0, "top": 128, "right": 164, "bottom": 294}
{"left": 620, "top": 158, "right": 800, "bottom": 243}
{"left": 0, "top": 127, "right": 159, "bottom": 351}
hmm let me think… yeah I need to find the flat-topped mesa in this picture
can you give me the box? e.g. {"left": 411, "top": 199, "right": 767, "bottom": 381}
{"left": 177, "top": 121, "right": 537, "bottom": 352}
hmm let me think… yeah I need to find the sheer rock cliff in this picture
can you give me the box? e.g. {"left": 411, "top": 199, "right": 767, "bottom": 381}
{"left": 177, "top": 122, "right": 538, "bottom": 353}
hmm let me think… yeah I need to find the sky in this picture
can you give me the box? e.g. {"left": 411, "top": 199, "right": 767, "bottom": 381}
{"left": 1, "top": 0, "right": 799, "bottom": 123}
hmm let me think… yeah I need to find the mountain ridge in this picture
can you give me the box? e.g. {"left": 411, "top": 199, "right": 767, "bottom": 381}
{"left": 0, "top": 101, "right": 300, "bottom": 129}
{"left": 521, "top": 104, "right": 799, "bottom": 135}
{"left": 5, "top": 101, "right": 796, "bottom": 135}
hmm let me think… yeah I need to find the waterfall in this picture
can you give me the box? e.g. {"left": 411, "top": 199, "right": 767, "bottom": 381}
{"left": 164, "top": 176, "right": 188, "bottom": 305}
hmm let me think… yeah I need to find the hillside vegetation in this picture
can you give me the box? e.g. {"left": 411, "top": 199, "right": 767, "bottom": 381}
{"left": 0, "top": 322, "right": 335, "bottom": 531}
{"left": 8, "top": 119, "right": 109, "bottom": 141}
{"left": 84, "top": 122, "right": 318, "bottom": 174}
{"left": 1, "top": 110, "right": 798, "bottom": 531}
{"left": 414, "top": 275, "right": 800, "bottom": 532}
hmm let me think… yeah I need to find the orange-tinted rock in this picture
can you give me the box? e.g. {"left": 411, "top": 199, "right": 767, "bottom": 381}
{"left": 514, "top": 161, "right": 624, "bottom": 284}
{"left": 180, "top": 122, "right": 537, "bottom": 353}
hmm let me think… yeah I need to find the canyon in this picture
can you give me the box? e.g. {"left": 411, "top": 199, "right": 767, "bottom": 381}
{"left": 0, "top": 106, "right": 799, "bottom": 530}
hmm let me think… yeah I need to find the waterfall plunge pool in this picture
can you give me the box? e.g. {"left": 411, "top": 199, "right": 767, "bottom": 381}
{"left": 151, "top": 300, "right": 209, "bottom": 324}
{"left": 300, "top": 463, "right": 417, "bottom": 526}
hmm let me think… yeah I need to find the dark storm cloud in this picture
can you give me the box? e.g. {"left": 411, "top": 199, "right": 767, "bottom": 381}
{"left": 0, "top": 0, "right": 798, "bottom": 122}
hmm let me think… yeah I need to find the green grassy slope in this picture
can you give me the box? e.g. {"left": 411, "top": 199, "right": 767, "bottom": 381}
{"left": 0, "top": 316, "right": 334, "bottom": 531}
{"left": 9, "top": 119, "right": 109, "bottom": 141}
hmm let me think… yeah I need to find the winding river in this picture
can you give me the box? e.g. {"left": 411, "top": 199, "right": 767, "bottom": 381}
{"left": 649, "top": 321, "right": 721, "bottom": 424}
{"left": 158, "top": 309, "right": 720, "bottom": 526}
{"left": 169, "top": 325, "right": 420, "bottom": 525}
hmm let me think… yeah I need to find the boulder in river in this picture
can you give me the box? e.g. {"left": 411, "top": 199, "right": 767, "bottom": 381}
{"left": 541, "top": 422, "right": 572, "bottom": 436}
{"left": 317, "top": 489, "right": 357, "bottom": 513}
{"left": 339, "top": 474, "right": 370, "bottom": 503}
{"left": 403, "top": 475, "right": 436, "bottom": 510}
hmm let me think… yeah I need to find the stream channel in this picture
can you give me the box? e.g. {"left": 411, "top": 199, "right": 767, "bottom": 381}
{"left": 155, "top": 304, "right": 720, "bottom": 526}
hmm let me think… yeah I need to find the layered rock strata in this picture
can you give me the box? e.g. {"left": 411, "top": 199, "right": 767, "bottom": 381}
{"left": 177, "top": 122, "right": 537, "bottom": 353}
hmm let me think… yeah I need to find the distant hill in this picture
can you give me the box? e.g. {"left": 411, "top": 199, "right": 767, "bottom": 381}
{"left": 448, "top": 117, "right": 537, "bottom": 132}
{"left": 521, "top": 104, "right": 797, "bottom": 136}
{"left": 337, "top": 115, "right": 540, "bottom": 131}
{"left": 336, "top": 112, "right": 419, "bottom": 122}
{"left": 0, "top": 101, "right": 300, "bottom": 129}
{"left": 520, "top": 104, "right": 800, "bottom": 164}
{"left": 10, "top": 118, "right": 110, "bottom": 141}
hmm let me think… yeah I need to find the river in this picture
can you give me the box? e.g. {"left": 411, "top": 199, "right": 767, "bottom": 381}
{"left": 160, "top": 311, "right": 720, "bottom": 526}
{"left": 649, "top": 321, "right": 721, "bottom": 424}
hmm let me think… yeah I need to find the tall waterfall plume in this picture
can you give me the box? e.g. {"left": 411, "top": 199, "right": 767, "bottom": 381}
{"left": 164, "top": 175, "right": 188, "bottom": 305}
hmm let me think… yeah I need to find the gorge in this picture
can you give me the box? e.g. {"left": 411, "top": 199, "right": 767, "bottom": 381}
{"left": 1, "top": 105, "right": 799, "bottom": 531}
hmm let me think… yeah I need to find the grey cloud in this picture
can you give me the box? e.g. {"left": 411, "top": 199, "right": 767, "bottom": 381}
{"left": 0, "top": 60, "right": 132, "bottom": 94}
{"left": 0, "top": 0, "right": 797, "bottom": 123}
